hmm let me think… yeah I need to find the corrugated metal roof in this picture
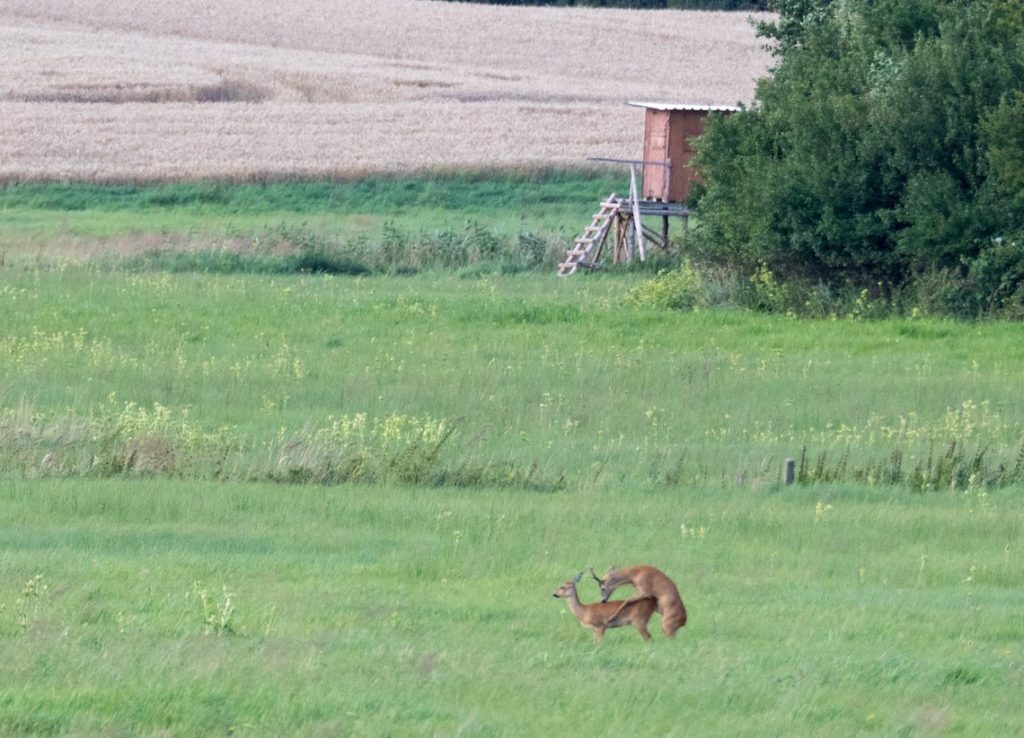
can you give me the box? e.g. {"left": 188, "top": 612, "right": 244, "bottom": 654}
{"left": 627, "top": 101, "right": 743, "bottom": 112}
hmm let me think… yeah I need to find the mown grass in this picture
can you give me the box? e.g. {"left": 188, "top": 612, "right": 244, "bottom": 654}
{"left": 2, "top": 476, "right": 1022, "bottom": 736}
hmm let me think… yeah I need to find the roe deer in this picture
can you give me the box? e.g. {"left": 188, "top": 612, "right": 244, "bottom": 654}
{"left": 593, "top": 564, "right": 687, "bottom": 637}
{"left": 552, "top": 572, "right": 656, "bottom": 641}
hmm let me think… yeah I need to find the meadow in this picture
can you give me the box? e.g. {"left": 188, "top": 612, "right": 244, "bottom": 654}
{"left": 4, "top": 0, "right": 1019, "bottom": 732}
{"left": 0, "top": 0, "right": 771, "bottom": 181}
{"left": 6, "top": 261, "right": 1024, "bottom": 491}
{"left": 3, "top": 477, "right": 1021, "bottom": 736}
{"left": 0, "top": 174, "right": 624, "bottom": 264}
{"left": 2, "top": 182, "right": 1024, "bottom": 734}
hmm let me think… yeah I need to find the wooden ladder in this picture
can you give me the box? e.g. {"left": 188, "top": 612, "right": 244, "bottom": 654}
{"left": 557, "top": 194, "right": 623, "bottom": 276}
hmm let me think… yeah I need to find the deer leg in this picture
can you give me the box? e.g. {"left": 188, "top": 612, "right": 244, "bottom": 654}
{"left": 636, "top": 623, "right": 652, "bottom": 641}
{"left": 592, "top": 627, "right": 605, "bottom": 642}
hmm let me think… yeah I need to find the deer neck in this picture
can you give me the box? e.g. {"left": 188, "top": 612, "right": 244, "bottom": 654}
{"left": 565, "top": 585, "right": 588, "bottom": 622}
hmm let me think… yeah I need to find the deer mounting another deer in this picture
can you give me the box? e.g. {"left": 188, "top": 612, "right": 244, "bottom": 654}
{"left": 592, "top": 564, "right": 687, "bottom": 638}
{"left": 552, "top": 571, "right": 656, "bottom": 641}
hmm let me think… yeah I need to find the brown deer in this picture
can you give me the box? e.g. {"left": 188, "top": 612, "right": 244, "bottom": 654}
{"left": 552, "top": 572, "right": 656, "bottom": 641}
{"left": 593, "top": 565, "right": 687, "bottom": 638}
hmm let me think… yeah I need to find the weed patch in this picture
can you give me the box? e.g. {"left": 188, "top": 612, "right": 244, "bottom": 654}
{"left": 0, "top": 402, "right": 563, "bottom": 492}
{"left": 107, "top": 221, "right": 562, "bottom": 276}
{"left": 792, "top": 441, "right": 1024, "bottom": 491}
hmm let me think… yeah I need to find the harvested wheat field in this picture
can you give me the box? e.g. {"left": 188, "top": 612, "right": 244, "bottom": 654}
{"left": 0, "top": 0, "right": 772, "bottom": 182}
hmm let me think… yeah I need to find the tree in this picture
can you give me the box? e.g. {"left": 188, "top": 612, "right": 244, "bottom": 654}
{"left": 694, "top": 0, "right": 1024, "bottom": 314}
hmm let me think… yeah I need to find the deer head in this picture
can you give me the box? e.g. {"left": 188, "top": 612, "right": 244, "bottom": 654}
{"left": 597, "top": 566, "right": 617, "bottom": 602}
{"left": 552, "top": 571, "right": 583, "bottom": 599}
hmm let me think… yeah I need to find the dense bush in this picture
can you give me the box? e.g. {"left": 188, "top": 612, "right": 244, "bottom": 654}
{"left": 693, "top": 0, "right": 1024, "bottom": 318}
{"left": 627, "top": 260, "right": 709, "bottom": 310}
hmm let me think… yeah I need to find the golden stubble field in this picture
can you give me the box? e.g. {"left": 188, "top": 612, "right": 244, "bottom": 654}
{"left": 0, "top": 0, "right": 772, "bottom": 181}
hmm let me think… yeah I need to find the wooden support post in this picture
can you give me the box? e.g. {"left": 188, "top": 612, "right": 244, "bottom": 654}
{"left": 784, "top": 457, "right": 795, "bottom": 486}
{"left": 662, "top": 158, "right": 672, "bottom": 207}
{"left": 629, "top": 164, "right": 645, "bottom": 262}
{"left": 592, "top": 217, "right": 612, "bottom": 264}
{"left": 662, "top": 215, "right": 669, "bottom": 250}
{"left": 622, "top": 211, "right": 630, "bottom": 261}
{"left": 614, "top": 213, "right": 624, "bottom": 263}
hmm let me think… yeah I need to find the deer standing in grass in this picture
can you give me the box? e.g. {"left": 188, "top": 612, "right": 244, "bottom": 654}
{"left": 593, "top": 565, "right": 687, "bottom": 638}
{"left": 552, "top": 572, "right": 657, "bottom": 641}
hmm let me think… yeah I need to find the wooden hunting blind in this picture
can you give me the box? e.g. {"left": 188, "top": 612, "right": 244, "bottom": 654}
{"left": 633, "top": 102, "right": 740, "bottom": 203}
{"left": 558, "top": 101, "right": 741, "bottom": 276}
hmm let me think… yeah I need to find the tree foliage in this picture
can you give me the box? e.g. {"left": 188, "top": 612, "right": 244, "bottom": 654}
{"left": 442, "top": 1, "right": 768, "bottom": 8}
{"left": 695, "top": 0, "right": 1024, "bottom": 316}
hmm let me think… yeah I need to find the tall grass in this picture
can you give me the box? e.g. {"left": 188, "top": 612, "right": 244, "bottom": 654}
{"left": 2, "top": 268, "right": 1023, "bottom": 493}
{"left": 102, "top": 221, "right": 565, "bottom": 276}
{"left": 0, "top": 175, "right": 620, "bottom": 265}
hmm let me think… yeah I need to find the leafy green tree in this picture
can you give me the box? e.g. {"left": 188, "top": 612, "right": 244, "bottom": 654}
{"left": 983, "top": 90, "right": 1024, "bottom": 207}
{"left": 695, "top": 0, "right": 1024, "bottom": 314}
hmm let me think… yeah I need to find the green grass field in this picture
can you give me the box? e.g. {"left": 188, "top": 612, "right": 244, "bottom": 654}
{"left": 4, "top": 477, "right": 1021, "bottom": 736}
{"left": 2, "top": 178, "right": 1023, "bottom": 735}
{"left": 0, "top": 173, "right": 622, "bottom": 261}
